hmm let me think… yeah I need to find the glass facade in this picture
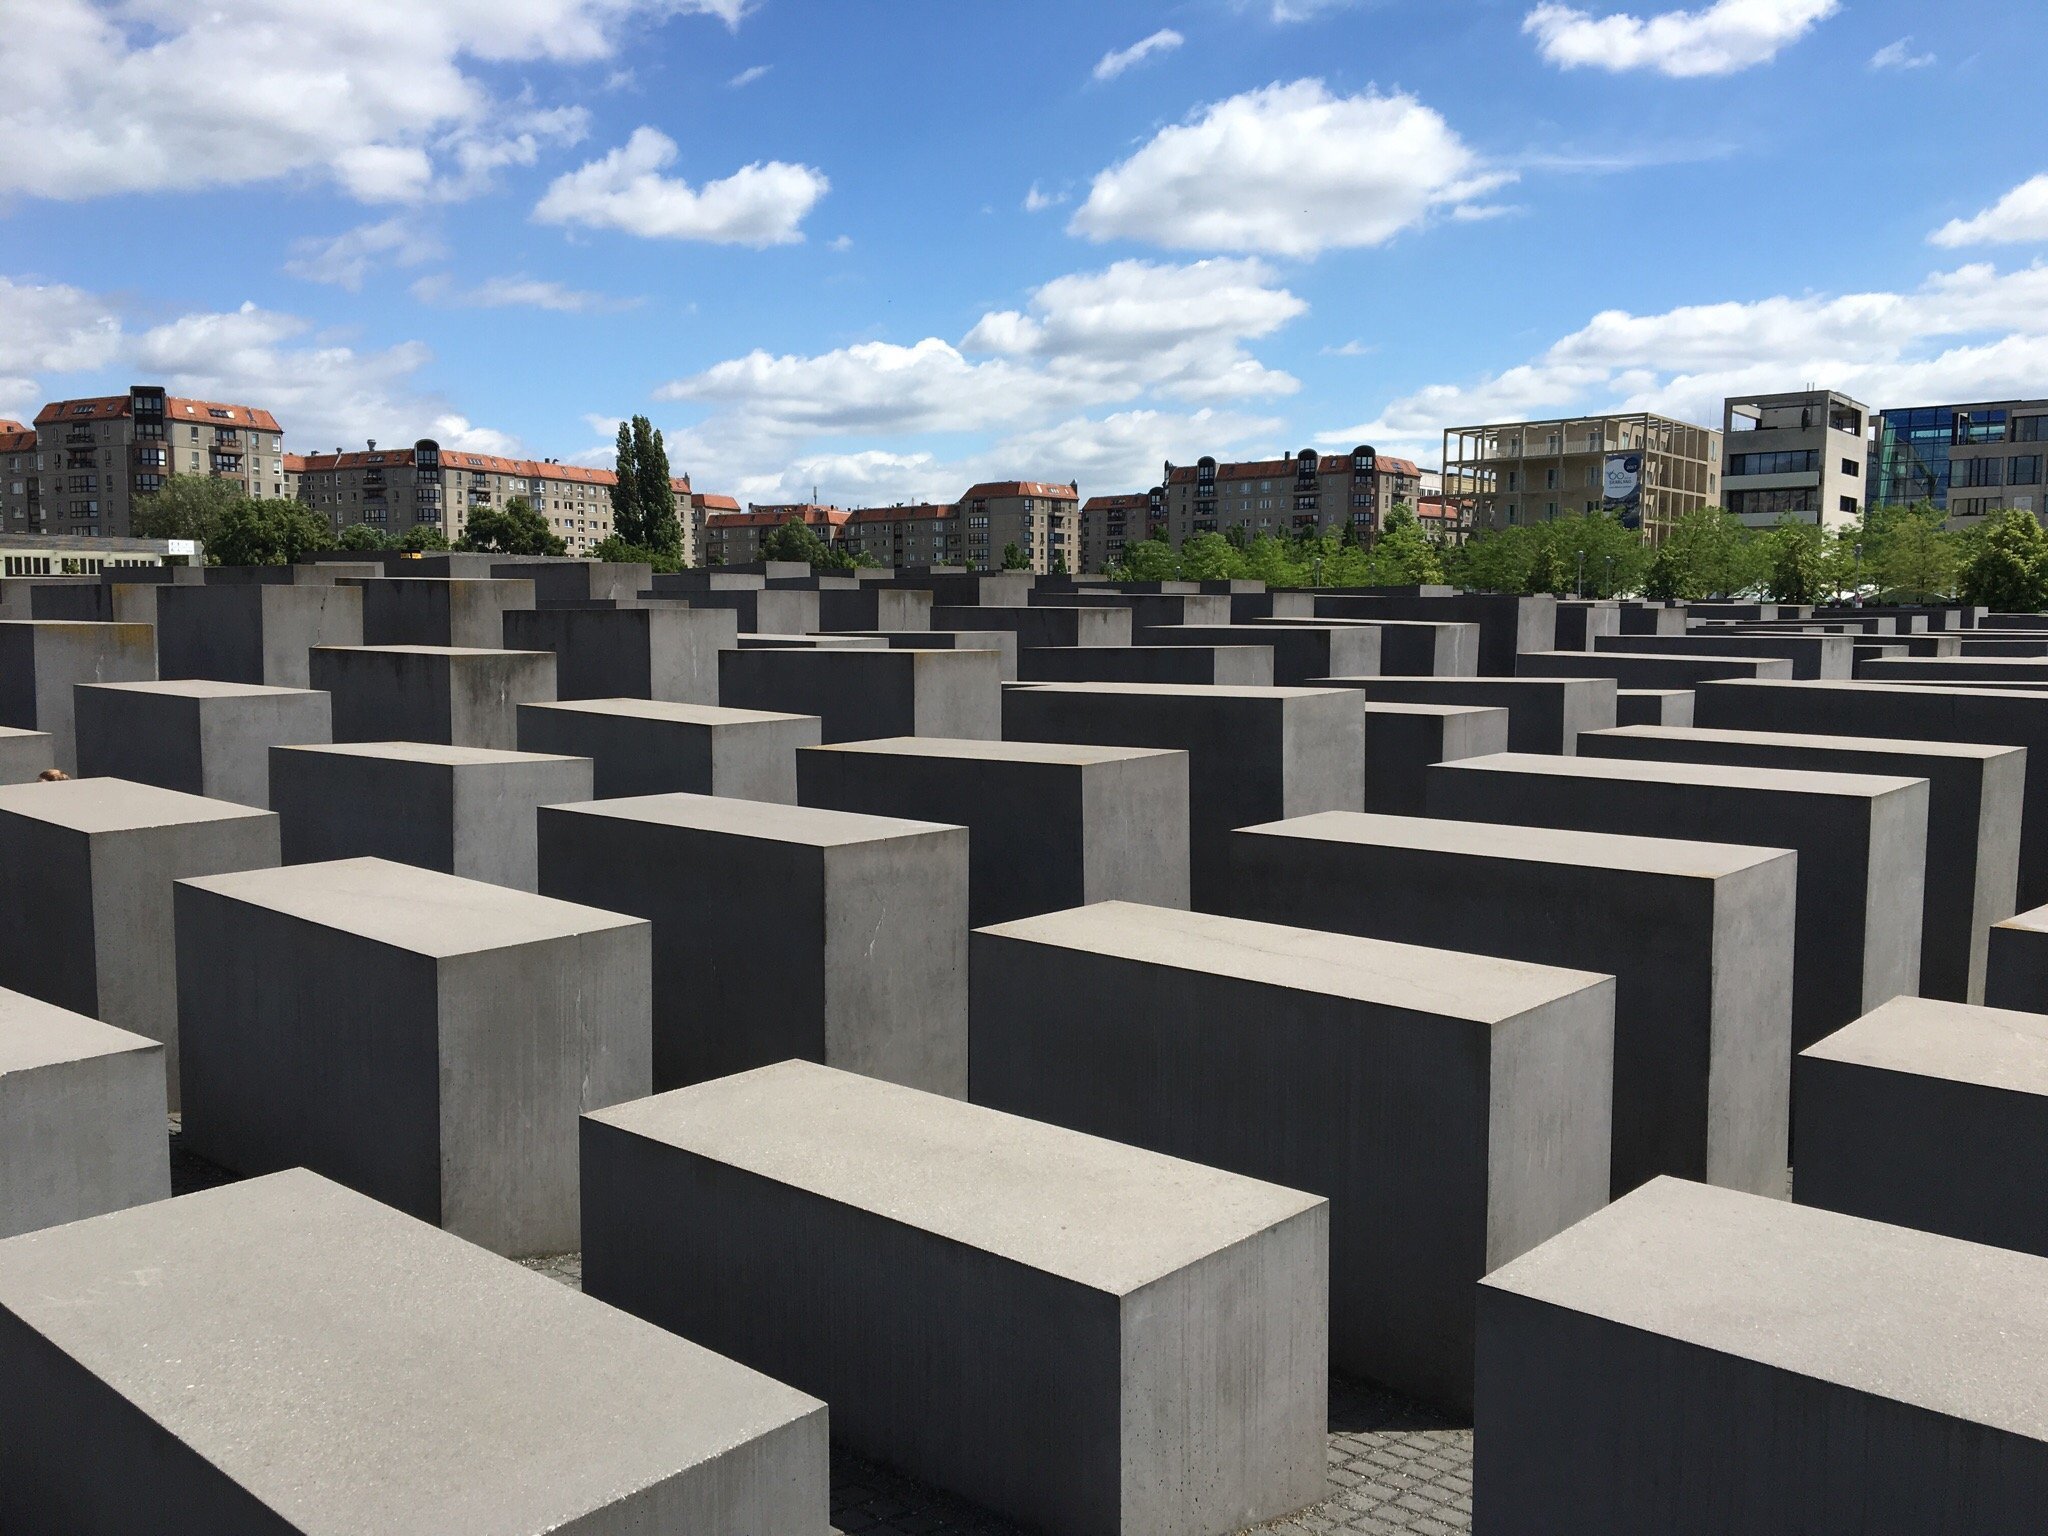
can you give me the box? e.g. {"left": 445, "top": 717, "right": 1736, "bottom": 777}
{"left": 1870, "top": 405, "right": 2011, "bottom": 510}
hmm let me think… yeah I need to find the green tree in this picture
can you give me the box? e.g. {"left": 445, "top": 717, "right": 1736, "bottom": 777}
{"left": 1958, "top": 508, "right": 2048, "bottom": 611}
{"left": 999, "top": 541, "right": 1031, "bottom": 570}
{"left": 1525, "top": 539, "right": 1566, "bottom": 596}
{"left": 1542, "top": 510, "right": 1649, "bottom": 598}
{"left": 1106, "top": 531, "right": 1180, "bottom": 581}
{"left": 591, "top": 535, "right": 686, "bottom": 574}
{"left": 333, "top": 522, "right": 394, "bottom": 552}
{"left": 608, "top": 420, "right": 644, "bottom": 544}
{"left": 130, "top": 474, "right": 244, "bottom": 547}
{"left": 758, "top": 515, "right": 868, "bottom": 571}
{"left": 401, "top": 523, "right": 451, "bottom": 553}
{"left": 630, "top": 417, "right": 681, "bottom": 556}
{"left": 1649, "top": 507, "right": 1758, "bottom": 599}
{"left": 1865, "top": 502, "right": 1957, "bottom": 601}
{"left": 208, "top": 498, "right": 333, "bottom": 566}
{"left": 1178, "top": 532, "right": 1246, "bottom": 581}
{"left": 1240, "top": 533, "right": 1307, "bottom": 588}
{"left": 1444, "top": 522, "right": 1540, "bottom": 594}
{"left": 1757, "top": 519, "right": 1826, "bottom": 603}
{"left": 1361, "top": 504, "right": 1446, "bottom": 586}
{"left": 458, "top": 496, "right": 566, "bottom": 556}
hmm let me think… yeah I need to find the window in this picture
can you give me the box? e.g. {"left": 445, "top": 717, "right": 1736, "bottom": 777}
{"left": 1544, "top": 469, "right": 1557, "bottom": 489}
{"left": 2017, "top": 416, "right": 2048, "bottom": 443}
{"left": 2013, "top": 456, "right": 2043, "bottom": 486}
{"left": 1841, "top": 459, "right": 1860, "bottom": 477}
{"left": 1727, "top": 450, "right": 1820, "bottom": 476}
{"left": 1954, "top": 457, "right": 2006, "bottom": 489}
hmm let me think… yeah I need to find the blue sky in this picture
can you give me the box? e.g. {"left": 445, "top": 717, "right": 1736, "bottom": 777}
{"left": 5, "top": 0, "right": 2047, "bottom": 504}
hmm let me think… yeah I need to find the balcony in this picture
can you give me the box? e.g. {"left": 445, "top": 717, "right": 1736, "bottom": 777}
{"left": 65, "top": 428, "right": 95, "bottom": 445}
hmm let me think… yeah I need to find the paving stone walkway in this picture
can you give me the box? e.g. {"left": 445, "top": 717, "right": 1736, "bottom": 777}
{"left": 170, "top": 1124, "right": 1471, "bottom": 1535}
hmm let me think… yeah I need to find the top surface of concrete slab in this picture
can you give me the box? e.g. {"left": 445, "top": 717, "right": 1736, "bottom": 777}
{"left": 548, "top": 791, "right": 959, "bottom": 848}
{"left": 0, "top": 727, "right": 46, "bottom": 742}
{"left": 978, "top": 900, "right": 1607, "bottom": 1023}
{"left": 1483, "top": 1176, "right": 2048, "bottom": 1441}
{"left": 1445, "top": 750, "right": 1925, "bottom": 800}
{"left": 1595, "top": 722, "right": 2018, "bottom": 763}
{"left": 0, "top": 620, "right": 151, "bottom": 635}
{"left": 1241, "top": 809, "right": 1790, "bottom": 879}
{"left": 805, "top": 736, "right": 1179, "bottom": 767}
{"left": 1804, "top": 994, "right": 2048, "bottom": 1094}
{"left": 1005, "top": 681, "right": 1348, "bottom": 701}
{"left": 0, "top": 1169, "right": 823, "bottom": 1534}
{"left": 0, "top": 776, "right": 273, "bottom": 833}
{"left": 1998, "top": 906, "right": 2048, "bottom": 936}
{"left": 1359, "top": 702, "right": 1506, "bottom": 719}
{"left": 177, "top": 856, "right": 642, "bottom": 958}
{"left": 79, "top": 679, "right": 323, "bottom": 702}
{"left": 1711, "top": 677, "right": 2048, "bottom": 702}
{"left": 523, "top": 698, "right": 815, "bottom": 727}
{"left": 588, "top": 1060, "right": 1322, "bottom": 1296}
{"left": 274, "top": 741, "right": 584, "bottom": 769}
{"left": 0, "top": 987, "right": 159, "bottom": 1076}
{"left": 311, "top": 644, "right": 552, "bottom": 660}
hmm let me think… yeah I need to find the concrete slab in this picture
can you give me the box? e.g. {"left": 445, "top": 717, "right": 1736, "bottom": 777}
{"left": 1147, "top": 623, "right": 1381, "bottom": 685}
{"left": 0, "top": 620, "right": 157, "bottom": 772}
{"left": 0, "top": 726, "right": 54, "bottom": 784}
{"left": 1253, "top": 617, "right": 1479, "bottom": 677}
{"left": 1986, "top": 902, "right": 2048, "bottom": 1013}
{"left": 155, "top": 584, "right": 363, "bottom": 689}
{"left": 1615, "top": 687, "right": 1694, "bottom": 726}
{"left": 75, "top": 679, "right": 332, "bottom": 808}
{"left": 930, "top": 604, "right": 1133, "bottom": 649}
{"left": 1581, "top": 724, "right": 2023, "bottom": 1004}
{"left": 584, "top": 1061, "right": 1327, "bottom": 1536}
{"left": 174, "top": 858, "right": 650, "bottom": 1256}
{"left": 1305, "top": 593, "right": 1554, "bottom": 675}
{"left": 1360, "top": 702, "right": 1510, "bottom": 815}
{"left": 718, "top": 647, "right": 1001, "bottom": 742}
{"left": 1428, "top": 752, "right": 1927, "bottom": 1049}
{"left": 502, "top": 605, "right": 734, "bottom": 704}
{"left": 1227, "top": 811, "right": 1794, "bottom": 1196}
{"left": 517, "top": 697, "right": 820, "bottom": 802}
{"left": 1476, "top": 1176, "right": 2048, "bottom": 1535}
{"left": 1018, "top": 643, "right": 1276, "bottom": 687}
{"left": 357, "top": 577, "right": 536, "bottom": 650}
{"left": 309, "top": 644, "right": 557, "bottom": 749}
{"left": 970, "top": 900, "right": 1613, "bottom": 1411}
{"left": 0, "top": 988, "right": 168, "bottom": 1239}
{"left": 0, "top": 1168, "right": 828, "bottom": 1533}
{"left": 538, "top": 794, "right": 967, "bottom": 1095}
{"left": 797, "top": 735, "right": 1190, "bottom": 924}
{"left": 1593, "top": 631, "right": 1854, "bottom": 680}
{"left": 0, "top": 778, "right": 279, "bottom": 1109}
{"left": 1306, "top": 674, "right": 1616, "bottom": 755}
{"left": 832, "top": 628, "right": 1020, "bottom": 681}
{"left": 1518, "top": 649, "right": 1794, "bottom": 688}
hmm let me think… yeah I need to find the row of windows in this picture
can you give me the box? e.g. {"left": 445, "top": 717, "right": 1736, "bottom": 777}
{"left": 1727, "top": 450, "right": 1820, "bottom": 477}
{"left": 1954, "top": 455, "right": 2044, "bottom": 488}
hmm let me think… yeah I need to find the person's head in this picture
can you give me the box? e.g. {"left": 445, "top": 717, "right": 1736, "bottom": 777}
{"left": 37, "top": 768, "right": 68, "bottom": 782}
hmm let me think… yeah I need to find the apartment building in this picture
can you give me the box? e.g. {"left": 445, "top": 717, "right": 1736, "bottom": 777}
{"left": 1, "top": 421, "right": 34, "bottom": 533}
{"left": 1413, "top": 493, "right": 1471, "bottom": 543}
{"left": 1868, "top": 399, "right": 2048, "bottom": 523}
{"left": 705, "top": 504, "right": 851, "bottom": 565}
{"left": 1157, "top": 448, "right": 1424, "bottom": 547}
{"left": 1721, "top": 390, "right": 1869, "bottom": 530}
{"left": 1078, "top": 491, "right": 1155, "bottom": 573}
{"left": 1442, "top": 413, "right": 1720, "bottom": 542}
{"left": 21, "top": 386, "right": 285, "bottom": 539}
{"left": 843, "top": 504, "right": 959, "bottom": 568}
{"left": 956, "top": 482, "right": 1079, "bottom": 573}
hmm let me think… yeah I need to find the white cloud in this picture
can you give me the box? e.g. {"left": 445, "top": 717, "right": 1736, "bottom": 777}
{"left": 1069, "top": 80, "right": 1512, "bottom": 257}
{"left": 1931, "top": 176, "right": 2048, "bottom": 249}
{"left": 729, "top": 64, "right": 771, "bottom": 87}
{"left": 1523, "top": 0, "right": 1838, "bottom": 78}
{"left": 0, "top": 0, "right": 735, "bottom": 204}
{"left": 1093, "top": 28, "right": 1184, "bottom": 81}
{"left": 1023, "top": 182, "right": 1068, "bottom": 213}
{"left": 1320, "top": 262, "right": 2048, "bottom": 464}
{"left": 425, "top": 414, "right": 524, "bottom": 455}
{"left": 828, "top": 235, "right": 854, "bottom": 252}
{"left": 410, "top": 273, "right": 631, "bottom": 312}
{"left": 534, "top": 127, "right": 829, "bottom": 244}
{"left": 284, "top": 219, "right": 446, "bottom": 291}
{"left": 0, "top": 277, "right": 125, "bottom": 378}
{"left": 1871, "top": 37, "right": 1934, "bottom": 70}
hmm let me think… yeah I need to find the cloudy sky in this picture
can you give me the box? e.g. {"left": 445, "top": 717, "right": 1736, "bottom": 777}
{"left": 5, "top": 0, "right": 2046, "bottom": 504}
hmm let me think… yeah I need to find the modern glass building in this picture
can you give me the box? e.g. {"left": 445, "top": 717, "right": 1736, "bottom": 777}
{"left": 1868, "top": 401, "right": 2047, "bottom": 514}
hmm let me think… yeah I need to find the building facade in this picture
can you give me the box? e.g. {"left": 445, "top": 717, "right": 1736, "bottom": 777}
{"left": 1157, "top": 448, "right": 1423, "bottom": 547}
{"left": 1413, "top": 493, "right": 1472, "bottom": 543}
{"left": 1, "top": 421, "right": 35, "bottom": 534}
{"left": 1721, "top": 390, "right": 1870, "bottom": 530}
{"left": 1442, "top": 413, "right": 1721, "bottom": 542}
{"left": 843, "top": 504, "right": 958, "bottom": 568}
{"left": 22, "top": 387, "right": 285, "bottom": 540}
{"left": 705, "top": 504, "right": 851, "bottom": 565}
{"left": 1869, "top": 399, "right": 2048, "bottom": 523}
{"left": 955, "top": 482, "right": 1079, "bottom": 573}
{"left": 1078, "top": 492, "right": 1153, "bottom": 573}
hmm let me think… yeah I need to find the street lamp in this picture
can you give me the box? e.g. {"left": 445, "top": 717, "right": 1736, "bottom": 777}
{"left": 1853, "top": 541, "right": 1863, "bottom": 606}
{"left": 1575, "top": 549, "right": 1585, "bottom": 599}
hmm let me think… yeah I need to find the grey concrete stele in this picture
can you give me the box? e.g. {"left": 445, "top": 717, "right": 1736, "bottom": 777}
{"left": 0, "top": 778, "right": 279, "bottom": 1111}
{"left": 1615, "top": 688, "right": 1694, "bottom": 726}
{"left": 270, "top": 741, "right": 593, "bottom": 892}
{"left": 310, "top": 644, "right": 557, "bottom": 750}
{"left": 75, "top": 680, "right": 332, "bottom": 809}
{"left": 1592, "top": 630, "right": 1856, "bottom": 680}
{"left": 1309, "top": 675, "right": 1616, "bottom": 755}
{"left": 0, "top": 726, "right": 54, "bottom": 784}
{"left": 516, "top": 697, "right": 821, "bottom": 802}
{"left": 0, "top": 1169, "right": 828, "bottom": 1534}
{"left": 1476, "top": 1176, "right": 2048, "bottom": 1534}
{"left": 797, "top": 736, "right": 1190, "bottom": 925}
{"left": 1517, "top": 649, "right": 1793, "bottom": 689}
{"left": 1797, "top": 994, "right": 2048, "bottom": 1258}
{"left": 538, "top": 794, "right": 968, "bottom": 1095}
{"left": 1017, "top": 643, "right": 1275, "bottom": 688}
{"left": 355, "top": 576, "right": 535, "bottom": 651}
{"left": 154, "top": 583, "right": 363, "bottom": 689}
{"left": 1146, "top": 623, "right": 1381, "bottom": 686}
{"left": 718, "top": 647, "right": 1002, "bottom": 743}
{"left": 0, "top": 620, "right": 156, "bottom": 772}
{"left": 1427, "top": 752, "right": 1927, "bottom": 1050}
{"left": 929, "top": 603, "right": 1132, "bottom": 650}
{"left": 0, "top": 987, "right": 169, "bottom": 1241}
{"left": 1581, "top": 724, "right": 2024, "bottom": 1004}
{"left": 584, "top": 1060, "right": 1327, "bottom": 1536}
{"left": 1252, "top": 617, "right": 1479, "bottom": 678}
{"left": 1985, "top": 901, "right": 2048, "bottom": 1013}
{"left": 174, "top": 857, "right": 650, "bottom": 1257}
{"left": 1000, "top": 683, "right": 1363, "bottom": 908}
{"left": 1227, "top": 811, "right": 1793, "bottom": 1198}
{"left": 1359, "top": 702, "right": 1509, "bottom": 815}
{"left": 836, "top": 628, "right": 1021, "bottom": 681}
{"left": 970, "top": 901, "right": 1613, "bottom": 1411}
{"left": 503, "top": 605, "right": 736, "bottom": 705}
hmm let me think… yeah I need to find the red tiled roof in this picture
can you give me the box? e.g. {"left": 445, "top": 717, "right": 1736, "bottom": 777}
{"left": 715, "top": 504, "right": 851, "bottom": 531}
{"left": 1082, "top": 494, "right": 1150, "bottom": 512}
{"left": 34, "top": 395, "right": 282, "bottom": 431}
{"left": 0, "top": 428, "right": 35, "bottom": 453}
{"left": 294, "top": 448, "right": 626, "bottom": 487}
{"left": 692, "top": 493, "right": 741, "bottom": 513}
{"left": 848, "top": 503, "right": 955, "bottom": 525}
{"left": 959, "top": 480, "right": 1078, "bottom": 502}
{"left": 281, "top": 453, "right": 309, "bottom": 473}
{"left": 0, "top": 419, "right": 25, "bottom": 434}
{"left": 1167, "top": 452, "right": 1419, "bottom": 484}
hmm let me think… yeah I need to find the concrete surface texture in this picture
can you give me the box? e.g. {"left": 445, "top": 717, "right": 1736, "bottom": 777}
{"left": 583, "top": 1060, "right": 1329, "bottom": 1536}
{"left": 1000, "top": 682, "right": 1364, "bottom": 907}
{"left": 1581, "top": 724, "right": 2023, "bottom": 1005}
{"left": 1986, "top": 901, "right": 2048, "bottom": 1013}
{"left": 1797, "top": 994, "right": 2048, "bottom": 1256}
{"left": 796, "top": 735, "right": 1191, "bottom": 924}
{"left": 1591, "top": 631, "right": 1855, "bottom": 680}
{"left": 1359, "top": 702, "right": 1510, "bottom": 814}
{"left": 1614, "top": 688, "right": 1695, "bottom": 726}
{"left": 269, "top": 739, "right": 592, "bottom": 891}
{"left": 1145, "top": 623, "right": 1382, "bottom": 686}
{"left": 0, "top": 726, "right": 55, "bottom": 783}
{"left": 0, "top": 620, "right": 157, "bottom": 772}
{"left": 719, "top": 646, "right": 1003, "bottom": 742}
{"left": 516, "top": 696, "right": 821, "bottom": 801}
{"left": 837, "top": 628, "right": 1020, "bottom": 681}
{"left": 0, "top": 987, "right": 169, "bottom": 1240}
{"left": 503, "top": 604, "right": 735, "bottom": 704}
{"left": 155, "top": 583, "right": 363, "bottom": 689}
{"left": 357, "top": 577, "right": 537, "bottom": 650}
{"left": 1016, "top": 643, "right": 1276, "bottom": 687}
{"left": 1426, "top": 751, "right": 1927, "bottom": 1050}
{"left": 75, "top": 679, "right": 332, "bottom": 808}
{"left": 1308, "top": 675, "right": 1616, "bottom": 755}
{"left": 1226, "top": 811, "right": 1794, "bottom": 1198}
{"left": 0, "top": 777, "right": 280, "bottom": 1110}
{"left": 1253, "top": 617, "right": 1479, "bottom": 678}
{"left": 969, "top": 900, "right": 1613, "bottom": 1412}
{"left": 173, "top": 857, "right": 650, "bottom": 1256}
{"left": 929, "top": 603, "right": 1133, "bottom": 649}
{"left": 0, "top": 1169, "right": 829, "bottom": 1533}
{"left": 309, "top": 643, "right": 558, "bottom": 749}
{"left": 1476, "top": 1176, "right": 2048, "bottom": 1534}
{"left": 1516, "top": 649, "right": 1794, "bottom": 688}
{"left": 537, "top": 793, "right": 968, "bottom": 1095}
